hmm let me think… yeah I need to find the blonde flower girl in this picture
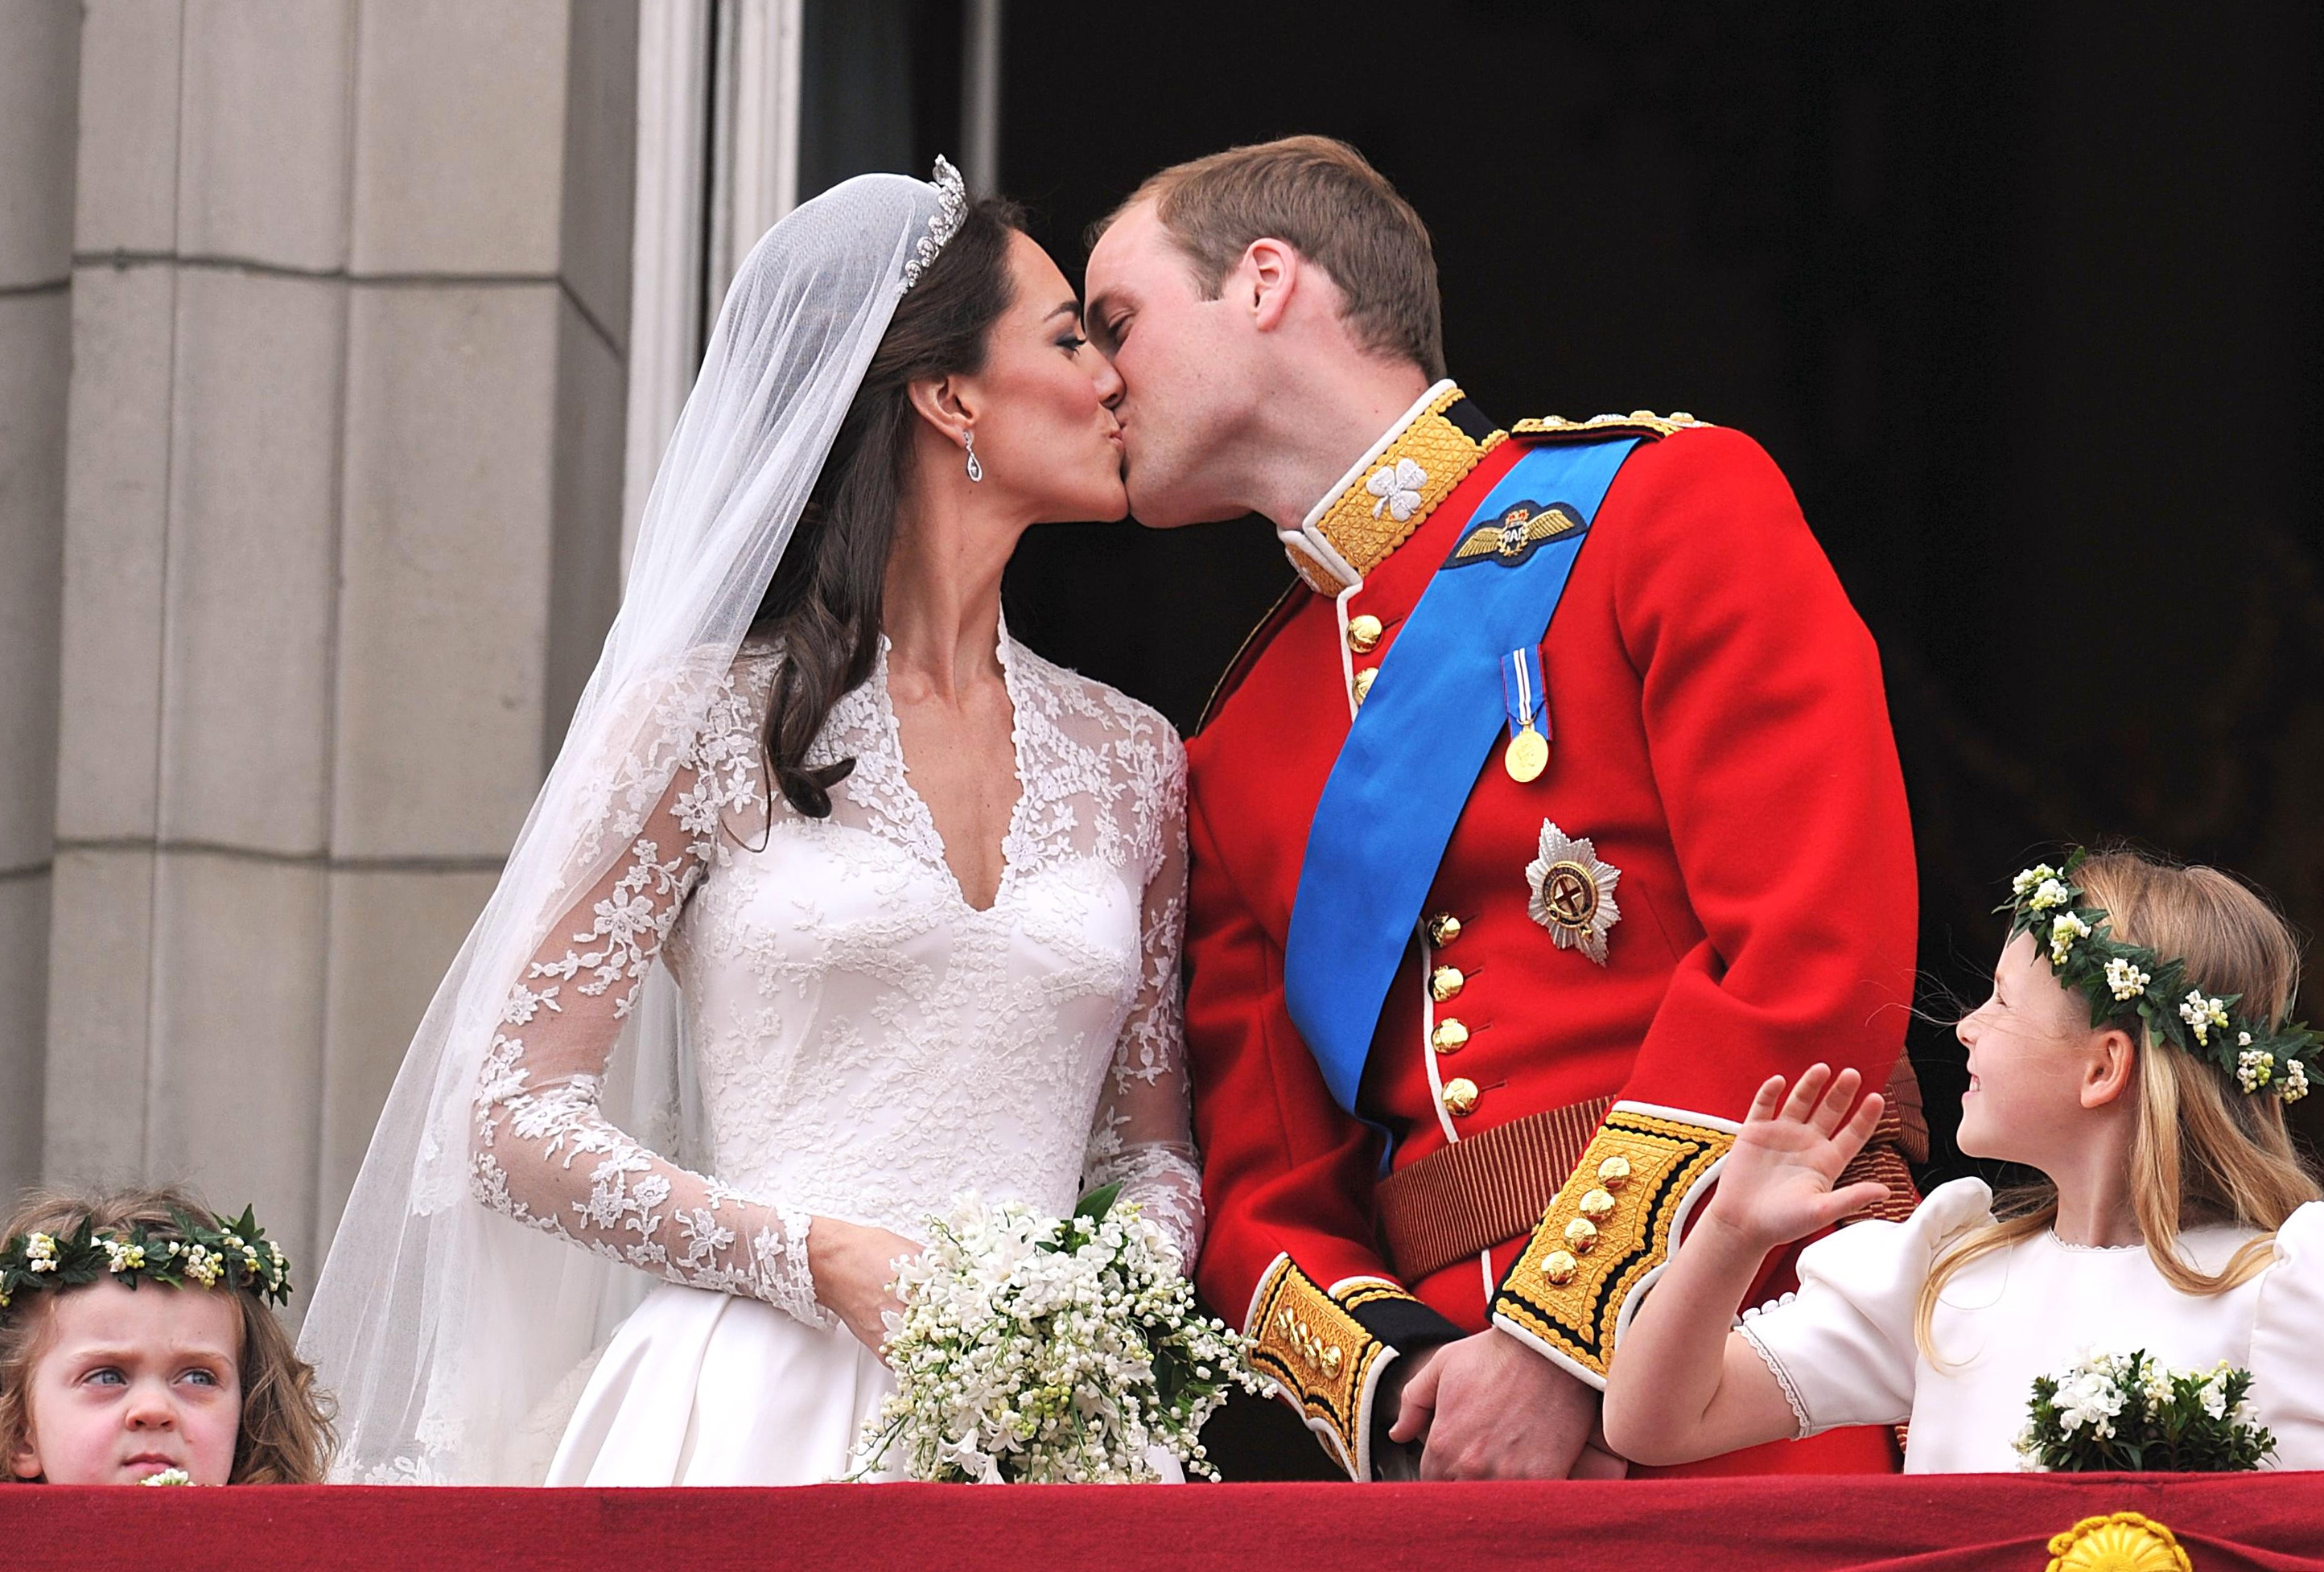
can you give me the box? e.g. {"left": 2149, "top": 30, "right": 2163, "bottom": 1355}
{"left": 1605, "top": 849, "right": 2324, "bottom": 1471}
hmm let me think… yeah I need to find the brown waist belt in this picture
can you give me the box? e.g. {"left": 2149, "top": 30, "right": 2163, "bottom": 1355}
{"left": 1374, "top": 1060, "right": 1930, "bottom": 1284}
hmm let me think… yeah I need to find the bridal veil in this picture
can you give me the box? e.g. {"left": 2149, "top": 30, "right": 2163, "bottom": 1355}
{"left": 300, "top": 165, "right": 968, "bottom": 1484}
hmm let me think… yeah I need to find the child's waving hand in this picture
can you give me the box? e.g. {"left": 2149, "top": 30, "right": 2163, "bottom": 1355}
{"left": 1706, "top": 1064, "right": 1892, "bottom": 1253}
{"left": 1603, "top": 1064, "right": 1892, "bottom": 1467}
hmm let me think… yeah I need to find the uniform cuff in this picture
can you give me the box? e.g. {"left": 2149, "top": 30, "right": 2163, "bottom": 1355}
{"left": 1246, "top": 1258, "right": 1443, "bottom": 1480}
{"left": 1490, "top": 1101, "right": 1739, "bottom": 1389}
{"left": 1337, "top": 1277, "right": 1463, "bottom": 1356}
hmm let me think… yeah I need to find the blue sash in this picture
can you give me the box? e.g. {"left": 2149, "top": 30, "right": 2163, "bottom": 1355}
{"left": 1283, "top": 438, "right": 1642, "bottom": 1115}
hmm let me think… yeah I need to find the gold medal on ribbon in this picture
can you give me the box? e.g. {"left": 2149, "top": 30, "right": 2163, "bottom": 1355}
{"left": 1501, "top": 646, "right": 1551, "bottom": 784}
{"left": 1505, "top": 723, "right": 1549, "bottom": 783}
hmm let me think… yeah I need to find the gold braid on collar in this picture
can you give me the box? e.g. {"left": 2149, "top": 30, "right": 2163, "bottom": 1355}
{"left": 1285, "top": 384, "right": 1503, "bottom": 594}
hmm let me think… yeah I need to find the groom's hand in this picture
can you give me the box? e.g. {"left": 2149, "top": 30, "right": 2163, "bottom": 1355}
{"left": 1388, "top": 1327, "right": 1600, "bottom": 1480}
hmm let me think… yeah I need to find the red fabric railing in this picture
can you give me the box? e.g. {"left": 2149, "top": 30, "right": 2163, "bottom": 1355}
{"left": 15, "top": 1473, "right": 2324, "bottom": 1570}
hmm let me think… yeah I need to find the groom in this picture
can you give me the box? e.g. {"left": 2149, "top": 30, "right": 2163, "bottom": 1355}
{"left": 1084, "top": 137, "right": 1922, "bottom": 1481}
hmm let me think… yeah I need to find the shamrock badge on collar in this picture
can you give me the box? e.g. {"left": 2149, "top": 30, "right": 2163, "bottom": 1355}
{"left": 1526, "top": 822, "right": 1622, "bottom": 965}
{"left": 1366, "top": 457, "right": 1428, "bottom": 521}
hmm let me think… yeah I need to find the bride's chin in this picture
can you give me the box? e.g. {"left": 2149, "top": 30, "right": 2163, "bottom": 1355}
{"left": 1077, "top": 479, "right": 1130, "bottom": 523}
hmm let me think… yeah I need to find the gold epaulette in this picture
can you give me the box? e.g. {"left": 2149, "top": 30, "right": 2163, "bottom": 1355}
{"left": 1510, "top": 410, "right": 1710, "bottom": 443}
{"left": 1490, "top": 1102, "right": 1738, "bottom": 1388}
{"left": 1246, "top": 1257, "right": 1399, "bottom": 1479}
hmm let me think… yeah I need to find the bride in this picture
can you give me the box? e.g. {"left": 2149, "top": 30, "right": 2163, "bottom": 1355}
{"left": 300, "top": 161, "right": 1202, "bottom": 1485}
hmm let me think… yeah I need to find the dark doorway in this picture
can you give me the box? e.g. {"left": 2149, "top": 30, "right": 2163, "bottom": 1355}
{"left": 994, "top": 4, "right": 2324, "bottom": 1472}
{"left": 980, "top": 1, "right": 2322, "bottom": 1479}
{"left": 995, "top": 0, "right": 2324, "bottom": 1159}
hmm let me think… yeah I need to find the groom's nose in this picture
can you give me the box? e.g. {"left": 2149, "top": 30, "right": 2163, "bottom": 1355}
{"left": 1093, "top": 354, "right": 1124, "bottom": 409}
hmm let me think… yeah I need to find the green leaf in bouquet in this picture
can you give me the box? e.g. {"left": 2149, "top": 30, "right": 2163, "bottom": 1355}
{"left": 1152, "top": 1339, "right": 1189, "bottom": 1404}
{"left": 1073, "top": 1181, "right": 1123, "bottom": 1223}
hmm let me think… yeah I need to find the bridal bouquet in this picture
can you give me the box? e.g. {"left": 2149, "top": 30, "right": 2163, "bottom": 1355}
{"left": 2014, "top": 1349, "right": 2274, "bottom": 1472}
{"left": 852, "top": 1185, "right": 1268, "bottom": 1483}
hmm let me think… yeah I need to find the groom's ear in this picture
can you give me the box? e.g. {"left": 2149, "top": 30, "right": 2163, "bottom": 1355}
{"left": 1242, "top": 237, "right": 1300, "bottom": 332}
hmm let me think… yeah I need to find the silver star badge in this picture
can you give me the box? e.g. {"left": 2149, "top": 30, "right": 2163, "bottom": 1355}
{"left": 1526, "top": 821, "right": 1622, "bottom": 965}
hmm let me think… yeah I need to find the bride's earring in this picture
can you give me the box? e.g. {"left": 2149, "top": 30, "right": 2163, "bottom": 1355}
{"left": 963, "top": 428, "right": 983, "bottom": 484}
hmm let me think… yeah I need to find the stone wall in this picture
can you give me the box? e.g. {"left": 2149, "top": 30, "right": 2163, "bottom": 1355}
{"left": 0, "top": 0, "right": 80, "bottom": 1210}
{"left": 13, "top": 0, "right": 637, "bottom": 1290}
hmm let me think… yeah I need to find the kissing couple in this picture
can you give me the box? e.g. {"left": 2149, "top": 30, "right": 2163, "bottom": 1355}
{"left": 303, "top": 137, "right": 1920, "bottom": 1486}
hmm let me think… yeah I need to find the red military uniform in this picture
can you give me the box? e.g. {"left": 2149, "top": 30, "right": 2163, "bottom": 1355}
{"left": 1185, "top": 382, "right": 1919, "bottom": 1479}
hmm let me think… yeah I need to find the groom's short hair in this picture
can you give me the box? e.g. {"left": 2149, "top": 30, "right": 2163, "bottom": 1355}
{"left": 1096, "top": 136, "right": 1446, "bottom": 380}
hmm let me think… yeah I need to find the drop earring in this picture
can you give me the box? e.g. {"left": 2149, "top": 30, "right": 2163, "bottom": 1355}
{"left": 963, "top": 428, "right": 983, "bottom": 484}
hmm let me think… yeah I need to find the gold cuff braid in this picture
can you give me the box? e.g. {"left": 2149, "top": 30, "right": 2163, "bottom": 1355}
{"left": 1246, "top": 1257, "right": 1403, "bottom": 1479}
{"left": 1490, "top": 1105, "right": 1737, "bottom": 1385}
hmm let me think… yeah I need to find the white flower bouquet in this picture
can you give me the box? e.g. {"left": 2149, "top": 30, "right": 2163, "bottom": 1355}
{"left": 2015, "top": 1349, "right": 2274, "bottom": 1472}
{"left": 851, "top": 1184, "right": 1269, "bottom": 1483}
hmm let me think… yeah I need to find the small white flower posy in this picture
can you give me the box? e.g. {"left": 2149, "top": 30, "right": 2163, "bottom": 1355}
{"left": 1366, "top": 458, "right": 1427, "bottom": 521}
{"left": 139, "top": 1467, "right": 194, "bottom": 1486}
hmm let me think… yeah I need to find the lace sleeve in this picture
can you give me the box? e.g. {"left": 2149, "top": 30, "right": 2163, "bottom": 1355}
{"left": 468, "top": 674, "right": 835, "bottom": 1330}
{"left": 1082, "top": 733, "right": 1204, "bottom": 1267}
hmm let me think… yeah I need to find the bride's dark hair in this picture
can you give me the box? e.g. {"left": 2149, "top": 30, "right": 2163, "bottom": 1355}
{"left": 751, "top": 194, "right": 1026, "bottom": 818}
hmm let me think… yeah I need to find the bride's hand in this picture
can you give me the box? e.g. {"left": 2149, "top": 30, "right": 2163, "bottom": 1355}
{"left": 1702, "top": 1064, "right": 1890, "bottom": 1254}
{"left": 807, "top": 1218, "right": 919, "bottom": 1353}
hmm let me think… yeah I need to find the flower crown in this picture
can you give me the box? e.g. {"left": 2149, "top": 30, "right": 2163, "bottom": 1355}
{"left": 899, "top": 155, "right": 969, "bottom": 296}
{"left": 0, "top": 1205, "right": 291, "bottom": 1312}
{"left": 2004, "top": 850, "right": 2316, "bottom": 1102}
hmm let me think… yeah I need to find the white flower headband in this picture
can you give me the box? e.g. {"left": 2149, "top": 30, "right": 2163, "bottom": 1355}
{"left": 0, "top": 1204, "right": 291, "bottom": 1312}
{"left": 2005, "top": 852, "right": 2314, "bottom": 1101}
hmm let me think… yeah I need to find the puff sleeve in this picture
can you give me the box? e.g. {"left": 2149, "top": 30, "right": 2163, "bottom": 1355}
{"left": 1734, "top": 1179, "right": 1994, "bottom": 1437}
{"left": 2249, "top": 1200, "right": 2324, "bottom": 1467}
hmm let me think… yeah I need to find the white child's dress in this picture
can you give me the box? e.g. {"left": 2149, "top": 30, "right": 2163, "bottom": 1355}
{"left": 1736, "top": 1177, "right": 2324, "bottom": 1471}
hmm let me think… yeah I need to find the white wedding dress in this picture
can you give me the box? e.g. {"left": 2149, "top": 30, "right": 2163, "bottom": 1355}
{"left": 468, "top": 627, "right": 1202, "bottom": 1485}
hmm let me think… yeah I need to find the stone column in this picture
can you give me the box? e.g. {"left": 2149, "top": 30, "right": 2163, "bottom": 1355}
{"left": 44, "top": 0, "right": 636, "bottom": 1284}
{"left": 0, "top": 0, "right": 79, "bottom": 1201}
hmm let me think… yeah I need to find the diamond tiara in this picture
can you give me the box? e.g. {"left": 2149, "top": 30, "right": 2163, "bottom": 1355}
{"left": 900, "top": 155, "right": 970, "bottom": 295}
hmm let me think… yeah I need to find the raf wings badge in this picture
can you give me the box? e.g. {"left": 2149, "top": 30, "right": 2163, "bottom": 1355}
{"left": 1447, "top": 500, "right": 1585, "bottom": 570}
{"left": 1526, "top": 822, "right": 1621, "bottom": 965}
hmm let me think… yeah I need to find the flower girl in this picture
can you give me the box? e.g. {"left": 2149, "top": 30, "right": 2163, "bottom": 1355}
{"left": 1604, "top": 849, "right": 2324, "bottom": 1471}
{"left": 2, "top": 1187, "right": 333, "bottom": 1484}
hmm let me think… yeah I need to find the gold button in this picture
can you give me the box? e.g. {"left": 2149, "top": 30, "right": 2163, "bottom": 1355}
{"left": 1347, "top": 614, "right": 1383, "bottom": 655}
{"left": 1429, "top": 965, "right": 1465, "bottom": 1002}
{"left": 1564, "top": 1216, "right": 1599, "bottom": 1253}
{"left": 1597, "top": 1154, "right": 1632, "bottom": 1191}
{"left": 1440, "top": 1076, "right": 1478, "bottom": 1117}
{"left": 1425, "top": 911, "right": 1462, "bottom": 947}
{"left": 1578, "top": 1187, "right": 1617, "bottom": 1221}
{"left": 1542, "top": 1249, "right": 1578, "bottom": 1286}
{"left": 1351, "top": 667, "right": 1378, "bottom": 706}
{"left": 1429, "top": 1018, "right": 1469, "bottom": 1055}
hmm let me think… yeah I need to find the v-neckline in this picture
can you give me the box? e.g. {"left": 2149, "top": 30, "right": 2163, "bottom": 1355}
{"left": 872, "top": 618, "right": 1029, "bottom": 916}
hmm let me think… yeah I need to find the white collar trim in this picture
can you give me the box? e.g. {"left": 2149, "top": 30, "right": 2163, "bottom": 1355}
{"left": 1279, "top": 379, "right": 1459, "bottom": 592}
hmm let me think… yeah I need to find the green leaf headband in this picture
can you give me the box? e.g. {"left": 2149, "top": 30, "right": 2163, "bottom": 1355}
{"left": 2002, "top": 850, "right": 2315, "bottom": 1103}
{"left": 0, "top": 1205, "right": 291, "bottom": 1313}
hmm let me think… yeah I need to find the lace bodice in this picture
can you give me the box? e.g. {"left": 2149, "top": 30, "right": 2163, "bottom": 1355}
{"left": 470, "top": 631, "right": 1201, "bottom": 1330}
